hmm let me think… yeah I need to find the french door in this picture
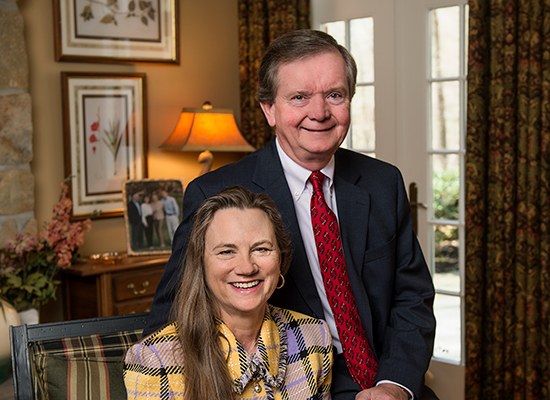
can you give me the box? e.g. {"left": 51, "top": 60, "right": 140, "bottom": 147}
{"left": 312, "top": 1, "right": 467, "bottom": 399}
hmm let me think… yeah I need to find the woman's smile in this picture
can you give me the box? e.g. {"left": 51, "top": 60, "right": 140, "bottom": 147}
{"left": 231, "top": 280, "right": 262, "bottom": 290}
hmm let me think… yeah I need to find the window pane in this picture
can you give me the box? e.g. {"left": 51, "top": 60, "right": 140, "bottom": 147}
{"left": 433, "top": 294, "right": 461, "bottom": 362}
{"left": 350, "top": 17, "right": 374, "bottom": 83}
{"left": 432, "top": 153, "right": 459, "bottom": 220}
{"left": 430, "top": 6, "right": 460, "bottom": 78}
{"left": 433, "top": 224, "right": 459, "bottom": 292}
{"left": 431, "top": 81, "right": 460, "bottom": 150}
{"left": 320, "top": 21, "right": 346, "bottom": 46}
{"left": 350, "top": 85, "right": 375, "bottom": 150}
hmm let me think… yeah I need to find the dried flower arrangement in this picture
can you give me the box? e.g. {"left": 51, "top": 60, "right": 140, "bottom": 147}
{"left": 0, "top": 180, "right": 94, "bottom": 312}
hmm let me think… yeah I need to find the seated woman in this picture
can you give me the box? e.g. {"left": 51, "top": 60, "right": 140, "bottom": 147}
{"left": 123, "top": 186, "right": 333, "bottom": 399}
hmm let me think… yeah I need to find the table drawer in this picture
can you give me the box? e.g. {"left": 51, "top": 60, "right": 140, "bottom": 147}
{"left": 113, "top": 268, "right": 163, "bottom": 302}
{"left": 114, "top": 298, "right": 154, "bottom": 315}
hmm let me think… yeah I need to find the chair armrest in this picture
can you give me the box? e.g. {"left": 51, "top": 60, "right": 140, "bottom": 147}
{"left": 10, "top": 325, "right": 34, "bottom": 400}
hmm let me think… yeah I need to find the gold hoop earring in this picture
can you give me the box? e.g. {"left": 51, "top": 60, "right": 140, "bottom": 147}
{"left": 276, "top": 274, "right": 285, "bottom": 289}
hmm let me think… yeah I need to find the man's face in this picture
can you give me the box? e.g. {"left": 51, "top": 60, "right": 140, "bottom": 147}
{"left": 260, "top": 51, "right": 351, "bottom": 170}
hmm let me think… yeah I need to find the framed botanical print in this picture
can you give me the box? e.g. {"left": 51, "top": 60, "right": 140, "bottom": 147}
{"left": 53, "top": 0, "right": 179, "bottom": 64}
{"left": 61, "top": 72, "right": 148, "bottom": 220}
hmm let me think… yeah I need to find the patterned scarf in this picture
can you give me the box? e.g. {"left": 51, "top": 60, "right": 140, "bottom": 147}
{"left": 217, "top": 305, "right": 288, "bottom": 399}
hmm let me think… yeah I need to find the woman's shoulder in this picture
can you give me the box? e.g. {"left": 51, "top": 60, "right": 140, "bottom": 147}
{"left": 125, "top": 322, "right": 181, "bottom": 366}
{"left": 141, "top": 321, "right": 178, "bottom": 343}
{"left": 269, "top": 306, "right": 331, "bottom": 337}
{"left": 268, "top": 306, "right": 333, "bottom": 365}
{"left": 270, "top": 305, "right": 324, "bottom": 324}
{"left": 132, "top": 321, "right": 179, "bottom": 354}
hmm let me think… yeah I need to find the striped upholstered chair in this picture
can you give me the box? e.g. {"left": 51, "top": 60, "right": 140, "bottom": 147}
{"left": 9, "top": 313, "right": 148, "bottom": 400}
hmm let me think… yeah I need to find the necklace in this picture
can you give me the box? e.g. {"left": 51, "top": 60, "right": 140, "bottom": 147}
{"left": 245, "top": 333, "right": 260, "bottom": 353}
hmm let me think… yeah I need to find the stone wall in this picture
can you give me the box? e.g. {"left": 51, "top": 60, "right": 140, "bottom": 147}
{"left": 0, "top": 0, "right": 36, "bottom": 247}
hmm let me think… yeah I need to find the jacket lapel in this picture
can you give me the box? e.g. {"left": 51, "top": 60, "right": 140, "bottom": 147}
{"left": 253, "top": 144, "right": 378, "bottom": 355}
{"left": 333, "top": 150, "right": 376, "bottom": 350}
{"left": 251, "top": 140, "right": 325, "bottom": 319}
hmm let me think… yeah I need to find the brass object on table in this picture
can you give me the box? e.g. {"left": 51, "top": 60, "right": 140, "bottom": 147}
{"left": 90, "top": 252, "right": 126, "bottom": 264}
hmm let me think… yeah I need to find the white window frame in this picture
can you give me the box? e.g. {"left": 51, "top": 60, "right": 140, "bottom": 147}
{"left": 312, "top": 0, "right": 468, "bottom": 366}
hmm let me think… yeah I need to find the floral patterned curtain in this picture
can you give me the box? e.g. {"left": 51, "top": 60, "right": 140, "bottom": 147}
{"left": 238, "top": 0, "right": 310, "bottom": 149}
{"left": 466, "top": 0, "right": 550, "bottom": 399}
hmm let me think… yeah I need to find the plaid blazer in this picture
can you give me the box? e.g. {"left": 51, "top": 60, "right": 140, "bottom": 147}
{"left": 124, "top": 305, "right": 333, "bottom": 399}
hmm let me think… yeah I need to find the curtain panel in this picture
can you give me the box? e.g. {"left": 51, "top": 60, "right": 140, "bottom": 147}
{"left": 238, "top": 0, "right": 310, "bottom": 149}
{"left": 466, "top": 0, "right": 550, "bottom": 399}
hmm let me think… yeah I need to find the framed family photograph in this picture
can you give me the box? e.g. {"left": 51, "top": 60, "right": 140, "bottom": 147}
{"left": 53, "top": 0, "right": 179, "bottom": 64}
{"left": 123, "top": 179, "right": 184, "bottom": 256}
{"left": 62, "top": 72, "right": 148, "bottom": 220}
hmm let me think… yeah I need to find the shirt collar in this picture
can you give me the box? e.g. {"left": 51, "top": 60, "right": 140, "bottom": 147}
{"left": 218, "top": 304, "right": 287, "bottom": 397}
{"left": 275, "top": 137, "right": 335, "bottom": 201}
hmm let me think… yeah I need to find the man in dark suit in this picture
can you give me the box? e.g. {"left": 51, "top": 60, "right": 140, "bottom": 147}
{"left": 146, "top": 30, "right": 436, "bottom": 400}
{"left": 127, "top": 191, "right": 143, "bottom": 250}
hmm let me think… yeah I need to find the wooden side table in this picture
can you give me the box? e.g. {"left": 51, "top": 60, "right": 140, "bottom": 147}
{"left": 62, "top": 254, "right": 170, "bottom": 320}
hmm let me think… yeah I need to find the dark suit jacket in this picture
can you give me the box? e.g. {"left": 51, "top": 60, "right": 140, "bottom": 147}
{"left": 127, "top": 200, "right": 141, "bottom": 226}
{"left": 146, "top": 138, "right": 436, "bottom": 399}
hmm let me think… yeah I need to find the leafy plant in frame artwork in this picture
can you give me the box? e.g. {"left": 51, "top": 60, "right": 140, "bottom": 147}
{"left": 61, "top": 72, "right": 147, "bottom": 220}
{"left": 80, "top": 0, "right": 157, "bottom": 27}
{"left": 53, "top": 0, "right": 179, "bottom": 63}
{"left": 89, "top": 109, "right": 124, "bottom": 175}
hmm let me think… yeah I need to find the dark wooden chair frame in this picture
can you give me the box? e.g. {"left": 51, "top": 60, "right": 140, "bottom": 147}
{"left": 9, "top": 312, "right": 149, "bottom": 400}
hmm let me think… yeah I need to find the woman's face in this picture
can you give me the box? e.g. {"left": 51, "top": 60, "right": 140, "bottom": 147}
{"left": 152, "top": 194, "right": 158, "bottom": 202}
{"left": 204, "top": 207, "right": 281, "bottom": 324}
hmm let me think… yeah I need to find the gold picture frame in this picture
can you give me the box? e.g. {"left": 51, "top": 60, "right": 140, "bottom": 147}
{"left": 61, "top": 72, "right": 148, "bottom": 220}
{"left": 53, "top": 0, "right": 179, "bottom": 64}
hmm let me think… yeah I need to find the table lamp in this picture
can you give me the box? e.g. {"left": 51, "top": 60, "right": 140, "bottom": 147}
{"left": 160, "top": 102, "right": 255, "bottom": 175}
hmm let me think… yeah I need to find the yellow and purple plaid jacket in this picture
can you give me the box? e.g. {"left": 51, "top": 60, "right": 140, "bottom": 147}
{"left": 123, "top": 305, "right": 333, "bottom": 399}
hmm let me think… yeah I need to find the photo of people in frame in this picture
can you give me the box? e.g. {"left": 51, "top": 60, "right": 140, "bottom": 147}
{"left": 123, "top": 179, "right": 184, "bottom": 256}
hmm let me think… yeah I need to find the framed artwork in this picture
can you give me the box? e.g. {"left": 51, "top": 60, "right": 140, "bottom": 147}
{"left": 61, "top": 72, "right": 148, "bottom": 220}
{"left": 53, "top": 0, "right": 179, "bottom": 64}
{"left": 123, "top": 179, "right": 184, "bottom": 256}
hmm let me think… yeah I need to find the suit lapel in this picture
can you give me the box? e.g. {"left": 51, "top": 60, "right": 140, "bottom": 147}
{"left": 251, "top": 140, "right": 325, "bottom": 319}
{"left": 333, "top": 150, "right": 376, "bottom": 349}
{"left": 251, "top": 144, "right": 378, "bottom": 354}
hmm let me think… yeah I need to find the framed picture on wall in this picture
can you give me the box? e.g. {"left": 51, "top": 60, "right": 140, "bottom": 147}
{"left": 123, "top": 179, "right": 184, "bottom": 256}
{"left": 61, "top": 72, "right": 148, "bottom": 220}
{"left": 53, "top": 0, "right": 179, "bottom": 64}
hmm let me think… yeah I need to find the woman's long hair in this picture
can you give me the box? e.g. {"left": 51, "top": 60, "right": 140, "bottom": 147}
{"left": 172, "top": 186, "right": 292, "bottom": 400}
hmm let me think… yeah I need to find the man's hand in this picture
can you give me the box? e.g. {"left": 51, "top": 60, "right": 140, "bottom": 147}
{"left": 355, "top": 383, "right": 410, "bottom": 400}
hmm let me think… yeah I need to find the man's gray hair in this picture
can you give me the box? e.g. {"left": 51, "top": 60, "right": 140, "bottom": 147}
{"left": 256, "top": 29, "right": 357, "bottom": 104}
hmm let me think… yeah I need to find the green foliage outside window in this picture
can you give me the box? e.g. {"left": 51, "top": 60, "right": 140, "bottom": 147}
{"left": 433, "top": 167, "right": 459, "bottom": 221}
{"left": 433, "top": 167, "right": 459, "bottom": 273}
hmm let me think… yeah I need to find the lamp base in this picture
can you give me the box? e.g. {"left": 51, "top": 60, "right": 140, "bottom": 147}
{"left": 198, "top": 150, "right": 213, "bottom": 176}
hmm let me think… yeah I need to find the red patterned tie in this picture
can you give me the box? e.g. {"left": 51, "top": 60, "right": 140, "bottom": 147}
{"left": 309, "top": 171, "right": 378, "bottom": 389}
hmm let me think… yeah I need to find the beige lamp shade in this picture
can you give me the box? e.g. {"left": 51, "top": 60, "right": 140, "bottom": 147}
{"left": 161, "top": 103, "right": 255, "bottom": 152}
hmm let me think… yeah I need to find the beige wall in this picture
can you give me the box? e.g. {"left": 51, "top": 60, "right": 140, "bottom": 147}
{"left": 19, "top": 0, "right": 243, "bottom": 258}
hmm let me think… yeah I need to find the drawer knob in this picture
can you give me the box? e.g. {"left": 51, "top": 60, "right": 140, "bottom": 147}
{"left": 127, "top": 280, "right": 150, "bottom": 295}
